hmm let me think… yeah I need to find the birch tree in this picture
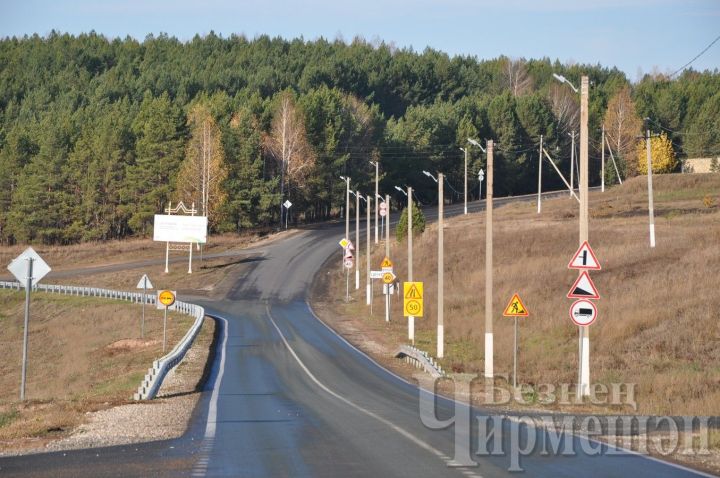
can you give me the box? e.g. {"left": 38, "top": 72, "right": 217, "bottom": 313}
{"left": 604, "top": 86, "right": 642, "bottom": 175}
{"left": 264, "top": 91, "right": 315, "bottom": 224}
{"left": 176, "top": 104, "right": 227, "bottom": 227}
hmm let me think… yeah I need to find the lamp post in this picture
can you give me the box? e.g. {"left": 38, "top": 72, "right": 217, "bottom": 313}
{"left": 366, "top": 195, "right": 372, "bottom": 306}
{"left": 423, "top": 170, "right": 444, "bottom": 358}
{"left": 340, "top": 176, "right": 351, "bottom": 302}
{"left": 350, "top": 190, "right": 365, "bottom": 290}
{"left": 468, "top": 137, "right": 486, "bottom": 207}
{"left": 554, "top": 73, "right": 591, "bottom": 398}
{"left": 370, "top": 161, "right": 379, "bottom": 244}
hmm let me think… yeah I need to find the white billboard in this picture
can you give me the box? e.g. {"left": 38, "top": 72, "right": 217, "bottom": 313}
{"left": 153, "top": 215, "right": 208, "bottom": 244}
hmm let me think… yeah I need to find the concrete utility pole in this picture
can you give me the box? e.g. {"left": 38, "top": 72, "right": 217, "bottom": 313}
{"left": 355, "top": 190, "right": 360, "bottom": 290}
{"left": 537, "top": 134, "right": 543, "bottom": 214}
{"left": 437, "top": 173, "right": 444, "bottom": 358}
{"left": 485, "top": 140, "right": 494, "bottom": 379}
{"left": 371, "top": 161, "right": 379, "bottom": 244}
{"left": 385, "top": 193, "right": 390, "bottom": 323}
{"left": 407, "top": 186, "right": 414, "bottom": 343}
{"left": 385, "top": 194, "right": 390, "bottom": 257}
{"left": 646, "top": 128, "right": 656, "bottom": 248}
{"left": 343, "top": 177, "right": 350, "bottom": 242}
{"left": 601, "top": 125, "right": 606, "bottom": 193}
{"left": 569, "top": 130, "right": 576, "bottom": 197}
{"left": 366, "top": 196, "right": 372, "bottom": 305}
{"left": 460, "top": 147, "right": 468, "bottom": 215}
{"left": 579, "top": 76, "right": 590, "bottom": 398}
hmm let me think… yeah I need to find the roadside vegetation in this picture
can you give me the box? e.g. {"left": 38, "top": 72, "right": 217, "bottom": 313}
{"left": 318, "top": 173, "right": 720, "bottom": 417}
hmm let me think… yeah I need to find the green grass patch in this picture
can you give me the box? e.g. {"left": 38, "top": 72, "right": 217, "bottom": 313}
{"left": 0, "top": 409, "right": 19, "bottom": 429}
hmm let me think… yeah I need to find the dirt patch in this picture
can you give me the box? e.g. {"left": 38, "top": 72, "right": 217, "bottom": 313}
{"left": 106, "top": 338, "right": 160, "bottom": 351}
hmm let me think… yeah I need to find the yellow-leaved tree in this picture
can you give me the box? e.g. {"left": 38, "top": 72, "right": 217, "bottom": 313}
{"left": 176, "top": 103, "right": 228, "bottom": 228}
{"left": 636, "top": 132, "right": 677, "bottom": 174}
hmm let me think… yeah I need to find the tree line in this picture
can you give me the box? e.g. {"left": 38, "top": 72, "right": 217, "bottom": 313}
{"left": 0, "top": 31, "right": 718, "bottom": 244}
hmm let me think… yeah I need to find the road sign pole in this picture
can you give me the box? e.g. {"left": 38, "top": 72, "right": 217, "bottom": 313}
{"left": 385, "top": 193, "right": 390, "bottom": 324}
{"left": 366, "top": 196, "right": 372, "bottom": 305}
{"left": 20, "top": 257, "right": 33, "bottom": 401}
{"left": 485, "top": 140, "right": 494, "bottom": 379}
{"left": 579, "top": 75, "right": 590, "bottom": 398}
{"left": 356, "top": 191, "right": 360, "bottom": 290}
{"left": 438, "top": 173, "right": 444, "bottom": 358}
{"left": 385, "top": 194, "right": 390, "bottom": 258}
{"left": 513, "top": 316, "right": 518, "bottom": 389}
{"left": 165, "top": 241, "right": 169, "bottom": 274}
{"left": 408, "top": 186, "right": 413, "bottom": 344}
{"left": 163, "top": 306, "right": 168, "bottom": 353}
{"left": 142, "top": 282, "right": 146, "bottom": 338}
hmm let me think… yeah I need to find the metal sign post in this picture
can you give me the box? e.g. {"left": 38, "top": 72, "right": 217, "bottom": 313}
{"left": 136, "top": 274, "right": 154, "bottom": 338}
{"left": 503, "top": 293, "right": 529, "bottom": 389}
{"left": 157, "top": 290, "right": 176, "bottom": 352}
{"left": 7, "top": 247, "right": 51, "bottom": 401}
{"left": 20, "top": 258, "right": 33, "bottom": 401}
{"left": 283, "top": 200, "right": 292, "bottom": 229}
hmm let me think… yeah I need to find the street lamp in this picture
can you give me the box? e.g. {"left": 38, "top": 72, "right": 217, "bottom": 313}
{"left": 467, "top": 138, "right": 486, "bottom": 212}
{"left": 423, "top": 169, "right": 445, "bottom": 358}
{"left": 340, "top": 176, "right": 351, "bottom": 242}
{"left": 422, "top": 170, "right": 438, "bottom": 183}
{"left": 555, "top": 72, "right": 591, "bottom": 398}
{"left": 552, "top": 73, "right": 579, "bottom": 93}
{"left": 394, "top": 185, "right": 408, "bottom": 197}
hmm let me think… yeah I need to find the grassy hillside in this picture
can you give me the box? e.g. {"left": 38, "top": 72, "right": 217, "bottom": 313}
{"left": 326, "top": 173, "right": 720, "bottom": 416}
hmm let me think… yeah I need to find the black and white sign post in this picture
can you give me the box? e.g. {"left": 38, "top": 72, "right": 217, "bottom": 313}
{"left": 567, "top": 240, "right": 601, "bottom": 399}
{"left": 7, "top": 247, "right": 51, "bottom": 401}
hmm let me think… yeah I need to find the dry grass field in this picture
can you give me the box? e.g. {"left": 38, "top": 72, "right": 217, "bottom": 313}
{"left": 325, "top": 173, "right": 720, "bottom": 416}
{"left": 0, "top": 290, "right": 207, "bottom": 446}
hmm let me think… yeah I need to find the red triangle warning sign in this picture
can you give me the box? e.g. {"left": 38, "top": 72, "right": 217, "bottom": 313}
{"left": 567, "top": 271, "right": 600, "bottom": 299}
{"left": 568, "top": 241, "right": 601, "bottom": 270}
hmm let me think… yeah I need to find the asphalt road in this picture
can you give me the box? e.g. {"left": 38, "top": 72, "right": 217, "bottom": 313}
{"left": 0, "top": 192, "right": 714, "bottom": 477}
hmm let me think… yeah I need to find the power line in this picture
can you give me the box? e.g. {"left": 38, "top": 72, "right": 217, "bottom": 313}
{"left": 669, "top": 33, "right": 720, "bottom": 78}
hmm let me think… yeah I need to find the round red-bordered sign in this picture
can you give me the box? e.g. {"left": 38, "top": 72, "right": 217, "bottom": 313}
{"left": 569, "top": 299, "right": 597, "bottom": 326}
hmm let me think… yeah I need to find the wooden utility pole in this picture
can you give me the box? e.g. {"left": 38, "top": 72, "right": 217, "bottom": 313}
{"left": 408, "top": 186, "right": 414, "bottom": 343}
{"left": 537, "top": 135, "right": 543, "bottom": 214}
{"left": 484, "top": 140, "right": 494, "bottom": 379}
{"left": 579, "top": 76, "right": 590, "bottom": 398}
{"left": 646, "top": 128, "right": 656, "bottom": 248}
{"left": 437, "top": 173, "right": 444, "bottom": 358}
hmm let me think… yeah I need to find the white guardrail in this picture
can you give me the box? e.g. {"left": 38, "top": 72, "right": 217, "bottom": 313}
{"left": 0, "top": 280, "right": 205, "bottom": 401}
{"left": 394, "top": 345, "right": 445, "bottom": 378}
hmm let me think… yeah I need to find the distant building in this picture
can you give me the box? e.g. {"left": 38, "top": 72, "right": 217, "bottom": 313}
{"left": 681, "top": 157, "right": 719, "bottom": 173}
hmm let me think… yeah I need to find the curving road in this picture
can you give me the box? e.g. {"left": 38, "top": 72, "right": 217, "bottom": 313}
{"left": 0, "top": 193, "right": 714, "bottom": 477}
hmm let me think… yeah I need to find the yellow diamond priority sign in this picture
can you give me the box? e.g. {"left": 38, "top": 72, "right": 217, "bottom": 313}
{"left": 403, "top": 281, "right": 424, "bottom": 317}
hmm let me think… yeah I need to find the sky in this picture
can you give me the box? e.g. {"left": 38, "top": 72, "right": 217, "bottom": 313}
{"left": 1, "top": 0, "right": 718, "bottom": 80}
